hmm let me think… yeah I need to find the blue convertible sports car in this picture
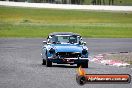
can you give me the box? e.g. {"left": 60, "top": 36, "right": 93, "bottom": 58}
{"left": 41, "top": 32, "right": 89, "bottom": 68}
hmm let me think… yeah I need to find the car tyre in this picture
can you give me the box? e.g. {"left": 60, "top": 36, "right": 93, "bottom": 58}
{"left": 82, "top": 61, "right": 88, "bottom": 68}
{"left": 77, "top": 60, "right": 88, "bottom": 68}
{"left": 46, "top": 59, "right": 52, "bottom": 67}
{"left": 42, "top": 59, "right": 46, "bottom": 65}
{"left": 77, "top": 63, "right": 81, "bottom": 68}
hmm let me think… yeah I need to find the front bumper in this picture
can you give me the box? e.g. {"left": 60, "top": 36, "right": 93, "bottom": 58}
{"left": 48, "top": 57, "right": 89, "bottom": 64}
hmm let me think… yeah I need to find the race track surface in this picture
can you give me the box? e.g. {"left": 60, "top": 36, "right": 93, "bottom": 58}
{"left": 0, "top": 38, "right": 132, "bottom": 88}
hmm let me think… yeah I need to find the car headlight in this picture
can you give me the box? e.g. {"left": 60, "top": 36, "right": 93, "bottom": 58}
{"left": 82, "top": 49, "right": 87, "bottom": 55}
{"left": 49, "top": 48, "right": 55, "bottom": 54}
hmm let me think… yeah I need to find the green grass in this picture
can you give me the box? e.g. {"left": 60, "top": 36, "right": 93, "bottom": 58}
{"left": 0, "top": 6, "right": 132, "bottom": 38}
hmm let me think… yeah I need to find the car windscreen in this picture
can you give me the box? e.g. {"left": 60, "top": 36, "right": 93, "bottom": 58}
{"left": 51, "top": 35, "right": 80, "bottom": 44}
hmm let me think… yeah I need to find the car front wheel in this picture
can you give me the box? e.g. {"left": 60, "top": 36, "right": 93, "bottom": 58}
{"left": 46, "top": 59, "right": 52, "bottom": 67}
{"left": 77, "top": 60, "right": 88, "bottom": 68}
{"left": 42, "top": 59, "right": 46, "bottom": 65}
{"left": 82, "top": 62, "right": 88, "bottom": 68}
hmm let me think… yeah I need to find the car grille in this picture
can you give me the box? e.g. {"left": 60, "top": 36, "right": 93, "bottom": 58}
{"left": 56, "top": 52, "right": 81, "bottom": 58}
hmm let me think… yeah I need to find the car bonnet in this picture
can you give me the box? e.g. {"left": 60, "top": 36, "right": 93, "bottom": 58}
{"left": 51, "top": 44, "right": 83, "bottom": 52}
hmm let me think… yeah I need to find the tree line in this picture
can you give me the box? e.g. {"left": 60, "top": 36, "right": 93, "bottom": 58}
{"left": 92, "top": 0, "right": 114, "bottom": 5}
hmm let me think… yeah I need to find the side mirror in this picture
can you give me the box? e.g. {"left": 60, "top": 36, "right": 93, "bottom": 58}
{"left": 83, "top": 42, "right": 86, "bottom": 46}
{"left": 43, "top": 41, "right": 47, "bottom": 45}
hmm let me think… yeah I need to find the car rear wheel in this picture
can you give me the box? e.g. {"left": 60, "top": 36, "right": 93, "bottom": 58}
{"left": 46, "top": 59, "right": 52, "bottom": 67}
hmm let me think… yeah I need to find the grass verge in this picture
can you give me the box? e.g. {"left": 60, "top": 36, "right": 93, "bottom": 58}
{"left": 0, "top": 6, "right": 132, "bottom": 38}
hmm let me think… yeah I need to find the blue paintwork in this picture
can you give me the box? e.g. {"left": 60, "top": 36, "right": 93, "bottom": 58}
{"left": 42, "top": 44, "right": 88, "bottom": 59}
{"left": 51, "top": 44, "right": 83, "bottom": 52}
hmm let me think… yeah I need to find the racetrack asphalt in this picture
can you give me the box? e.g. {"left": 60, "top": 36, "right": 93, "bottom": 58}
{"left": 0, "top": 38, "right": 132, "bottom": 88}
